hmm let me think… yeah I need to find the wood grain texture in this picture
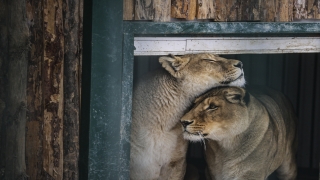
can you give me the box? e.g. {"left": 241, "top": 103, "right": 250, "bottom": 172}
{"left": 307, "top": 0, "right": 320, "bottom": 19}
{"left": 197, "top": 0, "right": 215, "bottom": 19}
{"left": 215, "top": 0, "right": 239, "bottom": 21}
{"left": 289, "top": 0, "right": 294, "bottom": 21}
{"left": 43, "top": 0, "right": 64, "bottom": 179}
{"left": 276, "top": 0, "right": 290, "bottom": 21}
{"left": 135, "top": 0, "right": 171, "bottom": 21}
{"left": 154, "top": 0, "right": 171, "bottom": 21}
{"left": 63, "top": 0, "right": 81, "bottom": 179}
{"left": 135, "top": 0, "right": 154, "bottom": 20}
{"left": 171, "top": 0, "right": 187, "bottom": 18}
{"left": 171, "top": 0, "right": 196, "bottom": 20}
{"left": 239, "top": 0, "right": 260, "bottom": 21}
{"left": 293, "top": 0, "right": 308, "bottom": 19}
{"left": 260, "top": 0, "right": 276, "bottom": 21}
{"left": 124, "top": 0, "right": 135, "bottom": 20}
{"left": 26, "top": 0, "right": 45, "bottom": 179}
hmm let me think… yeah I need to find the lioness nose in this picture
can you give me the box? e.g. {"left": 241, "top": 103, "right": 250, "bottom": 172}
{"left": 234, "top": 61, "right": 243, "bottom": 69}
{"left": 180, "top": 120, "right": 193, "bottom": 128}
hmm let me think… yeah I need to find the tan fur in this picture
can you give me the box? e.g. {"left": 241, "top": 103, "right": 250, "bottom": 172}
{"left": 130, "top": 53, "right": 245, "bottom": 180}
{"left": 181, "top": 86, "right": 297, "bottom": 180}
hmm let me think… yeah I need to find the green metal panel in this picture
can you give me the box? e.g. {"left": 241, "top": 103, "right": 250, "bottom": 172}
{"left": 80, "top": 0, "right": 131, "bottom": 179}
{"left": 123, "top": 22, "right": 320, "bottom": 34}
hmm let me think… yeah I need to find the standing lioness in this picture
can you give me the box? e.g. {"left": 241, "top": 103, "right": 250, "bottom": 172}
{"left": 130, "top": 53, "right": 245, "bottom": 180}
{"left": 181, "top": 86, "right": 297, "bottom": 180}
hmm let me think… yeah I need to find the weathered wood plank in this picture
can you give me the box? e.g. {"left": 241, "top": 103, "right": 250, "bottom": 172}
{"left": 289, "top": 0, "right": 294, "bottom": 21}
{"left": 171, "top": 0, "right": 196, "bottom": 20}
{"left": 2, "top": 0, "right": 29, "bottom": 179}
{"left": 197, "top": 0, "right": 215, "bottom": 19}
{"left": 26, "top": 0, "right": 45, "bottom": 179}
{"left": 135, "top": 0, "right": 171, "bottom": 21}
{"left": 124, "top": 0, "right": 135, "bottom": 20}
{"left": 293, "top": 0, "right": 308, "bottom": 19}
{"left": 307, "top": 0, "right": 320, "bottom": 19}
{"left": 239, "top": 0, "right": 260, "bottom": 21}
{"left": 62, "top": 0, "right": 81, "bottom": 179}
{"left": 43, "top": 0, "right": 64, "bottom": 179}
{"left": 259, "top": 0, "right": 291, "bottom": 21}
{"left": 276, "top": 0, "right": 290, "bottom": 21}
{"left": 171, "top": 0, "right": 186, "bottom": 18}
{"left": 260, "top": 0, "right": 276, "bottom": 21}
{"left": 135, "top": 0, "right": 154, "bottom": 20}
{"left": 215, "top": 0, "right": 239, "bottom": 21}
{"left": 154, "top": 0, "right": 171, "bottom": 21}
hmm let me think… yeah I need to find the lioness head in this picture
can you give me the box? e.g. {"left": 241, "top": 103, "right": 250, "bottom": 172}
{"left": 159, "top": 53, "right": 245, "bottom": 90}
{"left": 180, "top": 87, "right": 250, "bottom": 142}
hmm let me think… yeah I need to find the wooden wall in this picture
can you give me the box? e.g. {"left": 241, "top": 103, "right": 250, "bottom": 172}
{"left": 0, "top": 0, "right": 82, "bottom": 179}
{"left": 124, "top": 0, "right": 320, "bottom": 21}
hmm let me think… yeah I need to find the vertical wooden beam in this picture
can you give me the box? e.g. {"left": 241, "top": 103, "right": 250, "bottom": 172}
{"left": 289, "top": 0, "right": 294, "bottom": 21}
{"left": 43, "top": 0, "right": 64, "bottom": 179}
{"left": 154, "top": 0, "right": 171, "bottom": 21}
{"left": 26, "top": 0, "right": 45, "bottom": 179}
{"left": 293, "top": 0, "right": 308, "bottom": 19}
{"left": 124, "top": 0, "right": 135, "bottom": 20}
{"left": 2, "top": 0, "right": 29, "bottom": 179}
{"left": 135, "top": 0, "right": 171, "bottom": 21}
{"left": 239, "top": 0, "right": 260, "bottom": 21}
{"left": 171, "top": 0, "right": 197, "bottom": 20}
{"left": 135, "top": 0, "right": 155, "bottom": 20}
{"left": 171, "top": 0, "right": 187, "bottom": 19}
{"left": 197, "top": 0, "right": 215, "bottom": 20}
{"left": 260, "top": 0, "right": 276, "bottom": 21}
{"left": 63, "top": 0, "right": 81, "bottom": 179}
{"left": 307, "top": 0, "right": 320, "bottom": 19}
{"left": 276, "top": 0, "right": 290, "bottom": 21}
{"left": 215, "top": 0, "right": 239, "bottom": 21}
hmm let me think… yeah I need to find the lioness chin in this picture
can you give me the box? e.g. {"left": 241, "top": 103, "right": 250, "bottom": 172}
{"left": 130, "top": 53, "right": 245, "bottom": 180}
{"left": 181, "top": 86, "right": 297, "bottom": 180}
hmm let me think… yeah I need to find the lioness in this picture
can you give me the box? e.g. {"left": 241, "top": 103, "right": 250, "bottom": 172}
{"left": 130, "top": 53, "right": 245, "bottom": 180}
{"left": 180, "top": 86, "right": 297, "bottom": 180}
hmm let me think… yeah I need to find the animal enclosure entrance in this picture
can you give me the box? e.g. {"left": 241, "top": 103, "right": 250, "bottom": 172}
{"left": 133, "top": 37, "right": 320, "bottom": 179}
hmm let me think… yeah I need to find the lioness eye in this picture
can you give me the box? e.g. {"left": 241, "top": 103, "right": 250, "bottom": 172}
{"left": 207, "top": 104, "right": 218, "bottom": 111}
{"left": 206, "top": 59, "right": 216, "bottom": 62}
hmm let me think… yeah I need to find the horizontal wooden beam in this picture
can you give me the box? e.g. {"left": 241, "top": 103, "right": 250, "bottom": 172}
{"left": 134, "top": 37, "right": 320, "bottom": 55}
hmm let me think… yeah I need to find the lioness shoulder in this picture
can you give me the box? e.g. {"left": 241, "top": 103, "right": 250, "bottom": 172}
{"left": 181, "top": 86, "right": 297, "bottom": 180}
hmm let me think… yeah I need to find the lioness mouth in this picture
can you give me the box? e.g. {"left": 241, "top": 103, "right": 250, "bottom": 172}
{"left": 185, "top": 130, "right": 208, "bottom": 137}
{"left": 220, "top": 73, "right": 243, "bottom": 85}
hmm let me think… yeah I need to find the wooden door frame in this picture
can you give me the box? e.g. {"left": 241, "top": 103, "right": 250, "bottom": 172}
{"left": 80, "top": 0, "right": 320, "bottom": 179}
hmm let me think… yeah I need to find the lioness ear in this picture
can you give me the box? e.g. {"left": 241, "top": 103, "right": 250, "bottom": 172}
{"left": 225, "top": 87, "right": 246, "bottom": 104}
{"left": 159, "top": 55, "right": 190, "bottom": 78}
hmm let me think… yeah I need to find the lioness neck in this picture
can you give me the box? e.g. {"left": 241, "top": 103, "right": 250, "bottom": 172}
{"left": 218, "top": 97, "right": 269, "bottom": 155}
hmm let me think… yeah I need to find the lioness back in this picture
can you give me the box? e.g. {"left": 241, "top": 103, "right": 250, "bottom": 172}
{"left": 181, "top": 86, "right": 297, "bottom": 180}
{"left": 130, "top": 53, "right": 246, "bottom": 180}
